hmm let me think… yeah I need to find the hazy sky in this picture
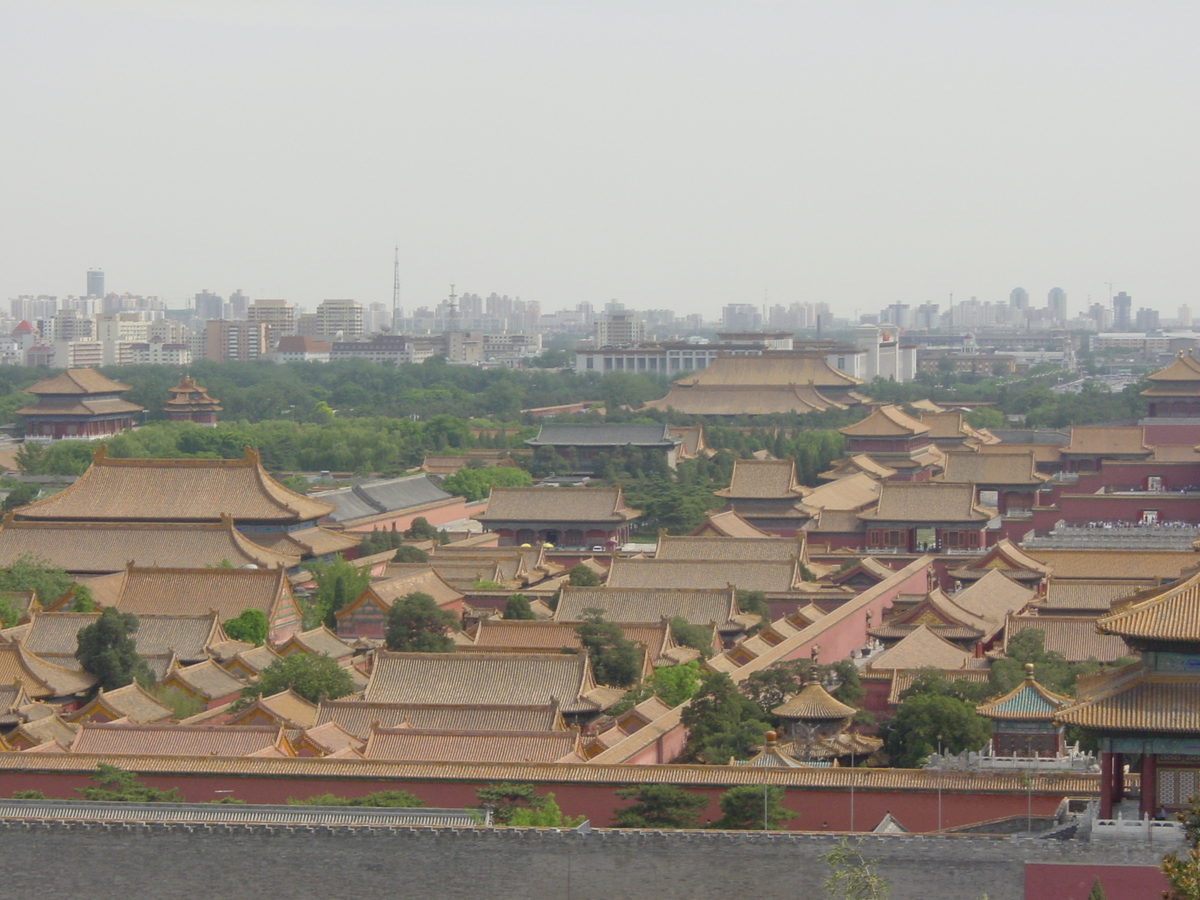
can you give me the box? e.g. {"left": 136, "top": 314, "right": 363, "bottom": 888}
{"left": 2, "top": 1, "right": 1197, "bottom": 319}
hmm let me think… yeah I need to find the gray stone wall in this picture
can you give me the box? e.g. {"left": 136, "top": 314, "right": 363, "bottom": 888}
{"left": 0, "top": 821, "right": 1168, "bottom": 900}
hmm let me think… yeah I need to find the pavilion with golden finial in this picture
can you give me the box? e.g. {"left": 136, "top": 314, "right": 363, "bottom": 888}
{"left": 163, "top": 375, "right": 222, "bottom": 426}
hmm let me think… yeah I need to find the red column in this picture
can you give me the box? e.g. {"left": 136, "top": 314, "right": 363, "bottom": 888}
{"left": 1141, "top": 754, "right": 1157, "bottom": 819}
{"left": 1113, "top": 753, "right": 1126, "bottom": 806}
{"left": 1099, "top": 752, "right": 1114, "bottom": 818}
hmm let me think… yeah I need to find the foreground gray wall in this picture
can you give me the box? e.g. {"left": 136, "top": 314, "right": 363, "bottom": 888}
{"left": 0, "top": 821, "right": 1168, "bottom": 900}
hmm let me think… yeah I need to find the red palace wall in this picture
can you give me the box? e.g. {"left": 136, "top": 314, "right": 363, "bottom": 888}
{"left": 1023, "top": 863, "right": 1168, "bottom": 900}
{"left": 0, "top": 765, "right": 1077, "bottom": 833}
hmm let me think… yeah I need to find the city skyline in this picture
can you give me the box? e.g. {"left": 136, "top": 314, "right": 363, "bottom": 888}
{"left": 2, "top": 2, "right": 1198, "bottom": 318}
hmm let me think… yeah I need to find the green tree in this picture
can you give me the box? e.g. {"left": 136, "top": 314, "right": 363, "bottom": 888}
{"left": 151, "top": 684, "right": 205, "bottom": 720}
{"left": 305, "top": 553, "right": 371, "bottom": 628}
{"left": 1086, "top": 878, "right": 1107, "bottom": 900}
{"left": 68, "top": 584, "right": 96, "bottom": 612}
{"left": 440, "top": 466, "right": 532, "bottom": 501}
{"left": 288, "top": 790, "right": 424, "bottom": 807}
{"left": 392, "top": 544, "right": 430, "bottom": 563}
{"left": 821, "top": 838, "right": 891, "bottom": 900}
{"left": 741, "top": 659, "right": 819, "bottom": 717}
{"left": 613, "top": 784, "right": 708, "bottom": 829}
{"left": 475, "top": 782, "right": 582, "bottom": 826}
{"left": 222, "top": 609, "right": 268, "bottom": 646}
{"left": 568, "top": 564, "right": 601, "bottom": 587}
{"left": 241, "top": 653, "right": 355, "bottom": 705}
{"left": 505, "top": 792, "right": 583, "bottom": 826}
{"left": 0, "top": 554, "right": 74, "bottom": 608}
{"left": 404, "top": 517, "right": 441, "bottom": 541}
{"left": 881, "top": 693, "right": 992, "bottom": 768}
{"left": 75, "top": 608, "right": 154, "bottom": 691}
{"left": 965, "top": 407, "right": 1006, "bottom": 430}
{"left": 708, "top": 784, "right": 792, "bottom": 830}
{"left": 503, "top": 594, "right": 536, "bottom": 620}
{"left": 680, "top": 671, "right": 769, "bottom": 764}
{"left": 77, "top": 763, "right": 183, "bottom": 802}
{"left": 649, "top": 660, "right": 704, "bottom": 707}
{"left": 668, "top": 617, "right": 713, "bottom": 657}
{"left": 1163, "top": 796, "right": 1200, "bottom": 899}
{"left": 1, "top": 483, "right": 37, "bottom": 511}
{"left": 384, "top": 591, "right": 459, "bottom": 652}
{"left": 574, "top": 610, "right": 641, "bottom": 688}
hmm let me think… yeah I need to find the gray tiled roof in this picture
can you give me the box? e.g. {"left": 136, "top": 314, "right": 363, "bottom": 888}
{"left": 321, "top": 475, "right": 454, "bottom": 523}
{"left": 527, "top": 424, "right": 680, "bottom": 448}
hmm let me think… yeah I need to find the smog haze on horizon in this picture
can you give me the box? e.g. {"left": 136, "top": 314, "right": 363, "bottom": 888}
{"left": 2, "top": 1, "right": 1197, "bottom": 318}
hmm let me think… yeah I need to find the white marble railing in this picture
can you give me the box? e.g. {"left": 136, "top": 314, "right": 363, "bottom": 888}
{"left": 1091, "top": 814, "right": 1184, "bottom": 843}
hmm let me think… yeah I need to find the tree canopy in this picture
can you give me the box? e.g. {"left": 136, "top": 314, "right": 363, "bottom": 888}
{"left": 440, "top": 466, "right": 532, "bottom": 501}
{"left": 707, "top": 784, "right": 793, "bottom": 831}
{"left": 613, "top": 784, "right": 709, "bottom": 829}
{"left": 882, "top": 693, "right": 992, "bottom": 768}
{"left": 384, "top": 591, "right": 459, "bottom": 652}
{"left": 502, "top": 594, "right": 536, "bottom": 620}
{"left": 242, "top": 653, "right": 356, "bottom": 704}
{"left": 305, "top": 554, "right": 371, "bottom": 629}
{"left": 680, "top": 671, "right": 769, "bottom": 764}
{"left": 77, "top": 763, "right": 183, "bottom": 802}
{"left": 75, "top": 608, "right": 154, "bottom": 691}
{"left": 567, "top": 564, "right": 601, "bottom": 587}
{"left": 573, "top": 610, "right": 642, "bottom": 688}
{"left": 222, "top": 609, "right": 268, "bottom": 646}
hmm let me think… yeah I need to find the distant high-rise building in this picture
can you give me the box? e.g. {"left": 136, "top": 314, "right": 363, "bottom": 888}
{"left": 87, "top": 269, "right": 105, "bottom": 298}
{"left": 1047, "top": 288, "right": 1067, "bottom": 324}
{"left": 248, "top": 299, "right": 297, "bottom": 347}
{"left": 315, "top": 299, "right": 363, "bottom": 340}
{"left": 1010, "top": 287, "right": 1029, "bottom": 310}
{"left": 1135, "top": 307, "right": 1160, "bottom": 331}
{"left": 194, "top": 290, "right": 225, "bottom": 321}
{"left": 228, "top": 290, "right": 250, "bottom": 320}
{"left": 722, "top": 304, "right": 762, "bottom": 332}
{"left": 1179, "top": 305, "right": 1193, "bottom": 328}
{"left": 1113, "top": 292, "right": 1133, "bottom": 330}
{"left": 205, "top": 320, "right": 269, "bottom": 362}
{"left": 594, "top": 311, "right": 645, "bottom": 346}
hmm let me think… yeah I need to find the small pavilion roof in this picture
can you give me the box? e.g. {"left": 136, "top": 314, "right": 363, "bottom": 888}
{"left": 690, "top": 508, "right": 775, "bottom": 538}
{"left": 554, "top": 586, "right": 742, "bottom": 630}
{"left": 603, "top": 557, "right": 802, "bottom": 593}
{"left": 859, "top": 482, "right": 995, "bottom": 523}
{"left": 948, "top": 538, "right": 1052, "bottom": 582}
{"left": 474, "top": 486, "right": 639, "bottom": 524}
{"left": 655, "top": 534, "right": 801, "bottom": 562}
{"left": 1032, "top": 579, "right": 1151, "bottom": 613}
{"left": 866, "top": 625, "right": 979, "bottom": 671}
{"left": 735, "top": 732, "right": 810, "bottom": 768}
{"left": 715, "top": 459, "right": 809, "bottom": 500}
{"left": 70, "top": 683, "right": 174, "bottom": 725}
{"left": 1061, "top": 426, "right": 1150, "bottom": 457}
{"left": 160, "top": 659, "right": 246, "bottom": 702}
{"left": 951, "top": 570, "right": 1036, "bottom": 628}
{"left": 363, "top": 651, "right": 619, "bottom": 715}
{"left": 0, "top": 642, "right": 96, "bottom": 699}
{"left": 772, "top": 683, "right": 856, "bottom": 721}
{"left": 839, "top": 405, "right": 929, "bottom": 438}
{"left": 818, "top": 454, "right": 898, "bottom": 482}
{"left": 226, "top": 689, "right": 318, "bottom": 729}
{"left": 937, "top": 451, "right": 1049, "bottom": 487}
{"left": 163, "top": 376, "right": 222, "bottom": 412}
{"left": 976, "top": 665, "right": 1071, "bottom": 721}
